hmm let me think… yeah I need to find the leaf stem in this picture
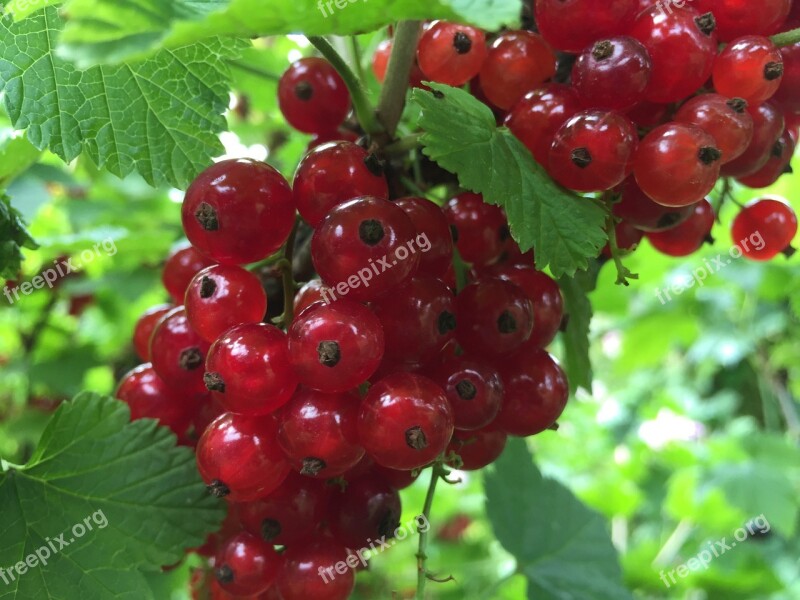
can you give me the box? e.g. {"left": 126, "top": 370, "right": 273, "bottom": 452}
{"left": 416, "top": 460, "right": 447, "bottom": 600}
{"left": 376, "top": 21, "right": 422, "bottom": 138}
{"left": 227, "top": 60, "right": 280, "bottom": 81}
{"left": 307, "top": 36, "right": 383, "bottom": 136}
{"left": 384, "top": 132, "right": 424, "bottom": 155}
{"left": 771, "top": 26, "right": 800, "bottom": 48}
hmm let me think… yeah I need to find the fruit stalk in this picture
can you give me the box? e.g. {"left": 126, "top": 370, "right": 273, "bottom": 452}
{"left": 377, "top": 21, "right": 423, "bottom": 138}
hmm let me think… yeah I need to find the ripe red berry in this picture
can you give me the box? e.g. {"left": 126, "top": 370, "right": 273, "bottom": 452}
{"left": 494, "top": 347, "right": 569, "bottom": 437}
{"left": 237, "top": 472, "right": 329, "bottom": 547}
{"left": 629, "top": 7, "right": 718, "bottom": 103}
{"left": 372, "top": 464, "right": 420, "bottom": 490}
{"left": 182, "top": 159, "right": 295, "bottom": 265}
{"left": 633, "top": 123, "right": 722, "bottom": 207}
{"left": 447, "top": 427, "right": 507, "bottom": 470}
{"left": 132, "top": 304, "right": 173, "bottom": 361}
{"left": 478, "top": 31, "right": 556, "bottom": 111}
{"left": 772, "top": 43, "right": 800, "bottom": 114}
{"left": 214, "top": 532, "right": 281, "bottom": 596}
{"left": 534, "top": 0, "right": 639, "bottom": 53}
{"left": 432, "top": 357, "right": 503, "bottom": 431}
{"left": 731, "top": 197, "right": 797, "bottom": 260}
{"left": 393, "top": 196, "right": 454, "bottom": 279}
{"left": 288, "top": 299, "right": 384, "bottom": 392}
{"left": 713, "top": 36, "right": 784, "bottom": 105}
{"left": 204, "top": 323, "right": 297, "bottom": 416}
{"left": 571, "top": 37, "right": 652, "bottom": 112}
{"left": 162, "top": 243, "right": 215, "bottom": 304}
{"left": 276, "top": 540, "right": 355, "bottom": 600}
{"left": 278, "top": 57, "right": 351, "bottom": 135}
{"left": 737, "top": 131, "right": 796, "bottom": 188}
{"left": 293, "top": 142, "right": 389, "bottom": 227}
{"left": 196, "top": 412, "right": 291, "bottom": 502}
{"left": 149, "top": 306, "right": 210, "bottom": 394}
{"left": 722, "top": 102, "right": 786, "bottom": 177}
{"left": 417, "top": 21, "right": 488, "bottom": 87}
{"left": 646, "top": 199, "right": 715, "bottom": 257}
{"left": 607, "top": 220, "right": 644, "bottom": 255}
{"left": 455, "top": 278, "right": 534, "bottom": 357}
{"left": 612, "top": 178, "right": 696, "bottom": 232}
{"left": 311, "top": 196, "right": 420, "bottom": 301}
{"left": 673, "top": 94, "right": 754, "bottom": 164}
{"left": 277, "top": 387, "right": 364, "bottom": 478}
{"left": 328, "top": 473, "right": 401, "bottom": 548}
{"left": 116, "top": 363, "right": 195, "bottom": 435}
{"left": 444, "top": 192, "right": 508, "bottom": 266}
{"left": 505, "top": 84, "right": 582, "bottom": 165}
{"left": 548, "top": 110, "right": 638, "bottom": 192}
{"left": 370, "top": 277, "right": 456, "bottom": 363}
{"left": 185, "top": 265, "right": 267, "bottom": 343}
{"left": 294, "top": 279, "right": 328, "bottom": 316}
{"left": 358, "top": 373, "right": 454, "bottom": 470}
{"left": 694, "top": 0, "right": 791, "bottom": 41}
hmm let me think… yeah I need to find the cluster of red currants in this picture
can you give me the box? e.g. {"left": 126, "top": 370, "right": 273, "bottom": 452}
{"left": 371, "top": 2, "right": 799, "bottom": 260}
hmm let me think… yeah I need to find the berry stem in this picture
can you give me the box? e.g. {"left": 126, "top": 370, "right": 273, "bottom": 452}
{"left": 377, "top": 21, "right": 423, "bottom": 139}
{"left": 307, "top": 36, "right": 383, "bottom": 136}
{"left": 771, "top": 26, "right": 800, "bottom": 48}
{"left": 227, "top": 60, "right": 280, "bottom": 82}
{"left": 602, "top": 194, "right": 639, "bottom": 287}
{"left": 348, "top": 36, "right": 366, "bottom": 84}
{"left": 416, "top": 460, "right": 445, "bottom": 600}
{"left": 274, "top": 219, "right": 300, "bottom": 329}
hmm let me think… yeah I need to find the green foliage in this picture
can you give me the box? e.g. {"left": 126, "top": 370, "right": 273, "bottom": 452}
{"left": 558, "top": 261, "right": 600, "bottom": 392}
{"left": 412, "top": 83, "right": 608, "bottom": 277}
{"left": 0, "top": 393, "right": 224, "bottom": 599}
{"left": 0, "top": 194, "right": 38, "bottom": 279}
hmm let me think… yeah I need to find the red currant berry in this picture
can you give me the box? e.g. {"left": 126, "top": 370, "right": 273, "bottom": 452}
{"left": 721, "top": 101, "right": 786, "bottom": 177}
{"left": 196, "top": 412, "right": 291, "bottom": 502}
{"left": 358, "top": 373, "right": 454, "bottom": 470}
{"left": 572, "top": 37, "right": 652, "bottom": 112}
{"left": 713, "top": 36, "right": 784, "bottom": 105}
{"left": 629, "top": 7, "right": 718, "bottom": 103}
{"left": 494, "top": 347, "right": 568, "bottom": 437}
{"left": 737, "top": 131, "right": 796, "bottom": 188}
{"left": 276, "top": 540, "right": 355, "bottom": 600}
{"left": 548, "top": 110, "right": 638, "bottom": 192}
{"left": 277, "top": 387, "right": 364, "bottom": 478}
{"left": 447, "top": 427, "right": 507, "bottom": 470}
{"left": 185, "top": 265, "right": 267, "bottom": 343}
{"left": 311, "top": 196, "right": 420, "bottom": 301}
{"left": 132, "top": 304, "right": 173, "bottom": 361}
{"left": 116, "top": 363, "right": 195, "bottom": 435}
{"left": 205, "top": 323, "right": 297, "bottom": 416}
{"left": 149, "top": 306, "right": 210, "bottom": 394}
{"left": 328, "top": 473, "right": 401, "bottom": 548}
{"left": 432, "top": 357, "right": 503, "bottom": 431}
{"left": 294, "top": 279, "right": 328, "bottom": 315}
{"left": 393, "top": 196, "right": 454, "bottom": 279}
{"left": 694, "top": 0, "right": 791, "bottom": 41}
{"left": 505, "top": 84, "right": 582, "bottom": 165}
{"left": 214, "top": 532, "right": 281, "bottom": 596}
{"left": 237, "top": 472, "right": 329, "bottom": 547}
{"left": 278, "top": 57, "right": 351, "bottom": 135}
{"left": 633, "top": 123, "right": 722, "bottom": 207}
{"left": 455, "top": 278, "right": 534, "bottom": 357}
{"left": 673, "top": 94, "right": 754, "bottom": 164}
{"left": 444, "top": 192, "right": 508, "bottom": 266}
{"left": 773, "top": 43, "right": 800, "bottom": 114}
{"left": 306, "top": 128, "right": 359, "bottom": 151}
{"left": 416, "top": 21, "right": 488, "bottom": 87}
{"left": 612, "top": 178, "right": 696, "bottom": 232}
{"left": 646, "top": 199, "right": 715, "bottom": 257}
{"left": 372, "top": 464, "right": 420, "bottom": 490}
{"left": 625, "top": 100, "right": 672, "bottom": 128}
{"left": 182, "top": 159, "right": 295, "bottom": 265}
{"left": 731, "top": 196, "right": 797, "bottom": 260}
{"left": 162, "top": 243, "right": 215, "bottom": 304}
{"left": 607, "top": 220, "right": 644, "bottom": 255}
{"left": 534, "top": 0, "right": 639, "bottom": 53}
{"left": 371, "top": 277, "right": 456, "bottom": 363}
{"left": 293, "top": 142, "right": 389, "bottom": 227}
{"left": 484, "top": 264, "right": 564, "bottom": 348}
{"left": 288, "top": 299, "right": 384, "bottom": 392}
{"left": 478, "top": 31, "right": 556, "bottom": 111}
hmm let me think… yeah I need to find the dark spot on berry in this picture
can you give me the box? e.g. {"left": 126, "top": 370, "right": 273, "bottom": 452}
{"left": 764, "top": 61, "right": 784, "bottom": 81}
{"left": 695, "top": 13, "right": 716, "bottom": 36}
{"left": 261, "top": 519, "right": 281, "bottom": 541}
{"left": 195, "top": 202, "right": 218, "bottom": 231}
{"left": 570, "top": 147, "right": 592, "bottom": 169}
{"left": 727, "top": 97, "right": 748, "bottom": 113}
{"left": 497, "top": 310, "right": 517, "bottom": 333}
{"left": 405, "top": 426, "right": 428, "bottom": 450}
{"left": 499, "top": 224, "right": 510, "bottom": 242}
{"left": 453, "top": 31, "right": 472, "bottom": 54}
{"left": 592, "top": 40, "right": 614, "bottom": 61}
{"left": 318, "top": 341, "right": 341, "bottom": 367}
{"left": 301, "top": 457, "right": 326, "bottom": 476}
{"left": 295, "top": 81, "right": 313, "bottom": 101}
{"left": 771, "top": 139, "right": 786, "bottom": 158}
{"left": 204, "top": 372, "right": 226, "bottom": 393}
{"left": 359, "top": 219, "right": 385, "bottom": 245}
{"left": 456, "top": 379, "right": 477, "bottom": 400}
{"left": 215, "top": 564, "right": 234, "bottom": 584}
{"left": 698, "top": 146, "right": 722, "bottom": 165}
{"left": 179, "top": 347, "right": 203, "bottom": 371}
{"left": 437, "top": 311, "right": 457, "bottom": 335}
{"left": 364, "top": 153, "right": 385, "bottom": 177}
{"left": 207, "top": 479, "right": 230, "bottom": 498}
{"left": 656, "top": 212, "right": 682, "bottom": 229}
{"left": 199, "top": 276, "right": 216, "bottom": 298}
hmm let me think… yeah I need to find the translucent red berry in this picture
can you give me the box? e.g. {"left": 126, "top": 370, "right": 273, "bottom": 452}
{"left": 132, "top": 304, "right": 173, "bottom": 361}
{"left": 447, "top": 427, "right": 507, "bottom": 470}
{"left": 731, "top": 197, "right": 797, "bottom": 260}
{"left": 432, "top": 357, "right": 503, "bottom": 431}
{"left": 444, "top": 192, "right": 508, "bottom": 266}
{"left": 278, "top": 57, "right": 351, "bottom": 135}
{"left": 393, "top": 196, "right": 454, "bottom": 279}
{"left": 328, "top": 473, "right": 402, "bottom": 548}
{"left": 673, "top": 94, "right": 754, "bottom": 164}
{"left": 116, "top": 363, "right": 195, "bottom": 435}
{"left": 213, "top": 532, "right": 281, "bottom": 596}
{"left": 647, "top": 199, "right": 715, "bottom": 257}
{"left": 737, "top": 131, "right": 796, "bottom": 188}
{"left": 722, "top": 101, "right": 786, "bottom": 178}
{"left": 276, "top": 540, "right": 355, "bottom": 600}
{"left": 612, "top": 178, "right": 696, "bottom": 232}
{"left": 417, "top": 21, "right": 488, "bottom": 87}
{"left": 534, "top": 0, "right": 639, "bottom": 53}
{"left": 149, "top": 306, "right": 210, "bottom": 394}
{"left": 713, "top": 36, "right": 784, "bottom": 105}
{"left": 162, "top": 243, "right": 215, "bottom": 303}
{"left": 694, "top": 0, "right": 791, "bottom": 41}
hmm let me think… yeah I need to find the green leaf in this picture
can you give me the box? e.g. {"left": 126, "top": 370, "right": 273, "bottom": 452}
{"left": 485, "top": 438, "right": 632, "bottom": 600}
{"left": 57, "top": 0, "right": 521, "bottom": 66}
{"left": 0, "top": 7, "right": 245, "bottom": 188}
{"left": 0, "top": 393, "right": 224, "bottom": 599}
{"left": 558, "top": 261, "right": 600, "bottom": 392}
{"left": 0, "top": 130, "right": 42, "bottom": 188}
{"left": 0, "top": 194, "right": 38, "bottom": 279}
{"left": 412, "top": 84, "right": 607, "bottom": 277}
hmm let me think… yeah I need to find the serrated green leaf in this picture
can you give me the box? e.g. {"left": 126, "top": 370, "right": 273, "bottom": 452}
{"left": 412, "top": 84, "right": 607, "bottom": 277}
{"left": 0, "top": 7, "right": 245, "bottom": 188}
{"left": 0, "top": 393, "right": 224, "bottom": 600}
{"left": 0, "top": 193, "right": 37, "bottom": 279}
{"left": 485, "top": 438, "right": 632, "bottom": 600}
{"left": 0, "top": 130, "right": 42, "bottom": 188}
{"left": 558, "top": 261, "right": 600, "bottom": 392}
{"left": 57, "top": 0, "right": 521, "bottom": 66}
